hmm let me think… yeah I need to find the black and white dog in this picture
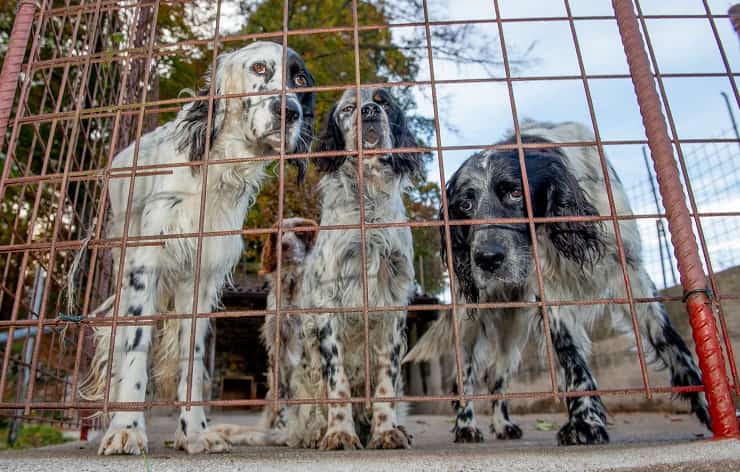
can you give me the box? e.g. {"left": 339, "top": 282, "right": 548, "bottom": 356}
{"left": 81, "top": 42, "right": 315, "bottom": 455}
{"left": 285, "top": 88, "right": 421, "bottom": 449}
{"left": 406, "top": 121, "right": 709, "bottom": 445}
{"left": 258, "top": 217, "right": 319, "bottom": 429}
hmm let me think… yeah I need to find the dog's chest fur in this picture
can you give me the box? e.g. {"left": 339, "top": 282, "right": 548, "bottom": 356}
{"left": 301, "top": 163, "right": 414, "bottom": 373}
{"left": 108, "top": 119, "right": 269, "bottom": 284}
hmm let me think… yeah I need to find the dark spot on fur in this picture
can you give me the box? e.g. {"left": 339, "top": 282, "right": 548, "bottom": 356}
{"left": 128, "top": 267, "right": 146, "bottom": 291}
{"left": 129, "top": 327, "right": 143, "bottom": 352}
{"left": 128, "top": 305, "right": 142, "bottom": 316}
{"left": 457, "top": 407, "right": 473, "bottom": 422}
{"left": 319, "top": 323, "right": 332, "bottom": 340}
{"left": 180, "top": 418, "right": 187, "bottom": 436}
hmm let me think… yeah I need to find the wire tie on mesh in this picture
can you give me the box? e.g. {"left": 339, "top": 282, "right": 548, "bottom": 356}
{"left": 56, "top": 313, "right": 85, "bottom": 324}
{"left": 681, "top": 287, "right": 713, "bottom": 303}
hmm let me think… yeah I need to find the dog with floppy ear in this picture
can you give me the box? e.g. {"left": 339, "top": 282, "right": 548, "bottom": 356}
{"left": 80, "top": 41, "right": 316, "bottom": 456}
{"left": 406, "top": 120, "right": 709, "bottom": 446}
{"left": 280, "top": 87, "right": 421, "bottom": 450}
{"left": 258, "top": 217, "right": 319, "bottom": 429}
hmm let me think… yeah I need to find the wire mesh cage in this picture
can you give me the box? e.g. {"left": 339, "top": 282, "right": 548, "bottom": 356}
{"left": 0, "top": 0, "right": 738, "bottom": 454}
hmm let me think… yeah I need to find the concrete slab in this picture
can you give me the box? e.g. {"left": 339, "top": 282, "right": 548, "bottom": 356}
{"left": 1, "top": 412, "right": 738, "bottom": 471}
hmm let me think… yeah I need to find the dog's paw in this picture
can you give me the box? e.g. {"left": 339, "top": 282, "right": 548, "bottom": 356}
{"left": 396, "top": 424, "right": 414, "bottom": 446}
{"left": 367, "top": 427, "right": 412, "bottom": 449}
{"left": 453, "top": 426, "right": 484, "bottom": 443}
{"left": 175, "top": 430, "right": 231, "bottom": 454}
{"left": 98, "top": 426, "right": 148, "bottom": 455}
{"left": 557, "top": 420, "right": 609, "bottom": 446}
{"left": 491, "top": 422, "right": 522, "bottom": 440}
{"left": 319, "top": 429, "right": 363, "bottom": 450}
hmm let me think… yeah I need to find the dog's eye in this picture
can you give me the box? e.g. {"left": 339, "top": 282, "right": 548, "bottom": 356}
{"left": 459, "top": 200, "right": 474, "bottom": 212}
{"left": 342, "top": 105, "right": 355, "bottom": 113}
{"left": 251, "top": 62, "right": 267, "bottom": 74}
{"left": 508, "top": 189, "right": 523, "bottom": 201}
{"left": 294, "top": 74, "right": 307, "bottom": 87}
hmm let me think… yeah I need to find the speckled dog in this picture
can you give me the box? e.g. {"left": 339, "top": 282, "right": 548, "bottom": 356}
{"left": 258, "top": 217, "right": 319, "bottom": 429}
{"left": 405, "top": 121, "right": 710, "bottom": 446}
{"left": 292, "top": 88, "right": 421, "bottom": 450}
{"left": 80, "top": 42, "right": 315, "bottom": 455}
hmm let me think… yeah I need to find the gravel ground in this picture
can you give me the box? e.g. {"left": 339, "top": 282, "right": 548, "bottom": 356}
{"left": 1, "top": 412, "right": 738, "bottom": 471}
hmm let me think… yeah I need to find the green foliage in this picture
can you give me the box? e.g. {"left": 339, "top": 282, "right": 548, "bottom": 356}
{"left": 0, "top": 424, "right": 72, "bottom": 450}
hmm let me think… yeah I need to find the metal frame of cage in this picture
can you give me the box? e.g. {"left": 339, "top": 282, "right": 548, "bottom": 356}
{"left": 0, "top": 0, "right": 738, "bottom": 444}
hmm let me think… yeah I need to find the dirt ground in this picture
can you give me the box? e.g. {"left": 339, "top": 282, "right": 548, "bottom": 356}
{"left": 1, "top": 411, "right": 739, "bottom": 471}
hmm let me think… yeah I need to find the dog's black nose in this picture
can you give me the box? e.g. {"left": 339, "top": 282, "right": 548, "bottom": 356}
{"left": 361, "top": 102, "right": 382, "bottom": 120}
{"left": 474, "top": 245, "right": 506, "bottom": 272}
{"left": 271, "top": 99, "right": 301, "bottom": 123}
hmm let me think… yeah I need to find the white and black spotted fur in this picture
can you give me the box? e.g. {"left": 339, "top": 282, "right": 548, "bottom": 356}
{"left": 258, "top": 217, "right": 319, "bottom": 429}
{"left": 405, "top": 121, "right": 710, "bottom": 446}
{"left": 81, "top": 42, "right": 315, "bottom": 455}
{"left": 287, "top": 88, "right": 421, "bottom": 450}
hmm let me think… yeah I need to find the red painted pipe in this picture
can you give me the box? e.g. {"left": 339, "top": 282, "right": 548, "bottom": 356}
{"left": 0, "top": 0, "right": 37, "bottom": 150}
{"left": 612, "top": 0, "right": 739, "bottom": 439}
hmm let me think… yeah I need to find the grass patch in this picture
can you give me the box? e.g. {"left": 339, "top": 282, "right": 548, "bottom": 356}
{"left": 0, "top": 424, "right": 74, "bottom": 450}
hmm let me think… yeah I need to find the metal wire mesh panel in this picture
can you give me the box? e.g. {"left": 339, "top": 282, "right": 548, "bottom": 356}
{"left": 0, "top": 0, "right": 737, "bottom": 452}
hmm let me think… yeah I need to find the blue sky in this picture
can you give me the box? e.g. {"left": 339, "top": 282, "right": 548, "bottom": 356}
{"left": 412, "top": 0, "right": 739, "bottom": 186}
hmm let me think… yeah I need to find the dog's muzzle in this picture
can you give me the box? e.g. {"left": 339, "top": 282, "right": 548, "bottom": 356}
{"left": 473, "top": 242, "right": 506, "bottom": 273}
{"left": 270, "top": 98, "right": 302, "bottom": 124}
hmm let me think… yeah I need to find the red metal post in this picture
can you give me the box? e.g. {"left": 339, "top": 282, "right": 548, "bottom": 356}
{"left": 0, "top": 0, "right": 37, "bottom": 150}
{"left": 612, "top": 0, "right": 740, "bottom": 439}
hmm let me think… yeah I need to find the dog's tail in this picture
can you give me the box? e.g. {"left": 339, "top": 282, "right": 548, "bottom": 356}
{"left": 210, "top": 424, "right": 289, "bottom": 446}
{"left": 79, "top": 296, "right": 117, "bottom": 402}
{"left": 403, "top": 311, "right": 456, "bottom": 364}
{"left": 151, "top": 317, "right": 181, "bottom": 400}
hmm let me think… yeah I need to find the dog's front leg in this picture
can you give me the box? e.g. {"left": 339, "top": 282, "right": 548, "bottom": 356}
{"left": 366, "top": 313, "right": 411, "bottom": 449}
{"left": 549, "top": 317, "right": 609, "bottom": 445}
{"left": 485, "top": 369, "right": 522, "bottom": 440}
{"left": 98, "top": 251, "right": 157, "bottom": 455}
{"left": 318, "top": 315, "right": 362, "bottom": 450}
{"left": 451, "top": 334, "right": 485, "bottom": 443}
{"left": 173, "top": 280, "right": 230, "bottom": 454}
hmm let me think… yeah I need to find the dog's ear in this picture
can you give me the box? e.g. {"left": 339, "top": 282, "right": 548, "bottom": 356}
{"left": 386, "top": 99, "right": 423, "bottom": 178}
{"left": 290, "top": 70, "right": 316, "bottom": 183}
{"left": 259, "top": 229, "right": 279, "bottom": 275}
{"left": 176, "top": 63, "right": 225, "bottom": 164}
{"left": 438, "top": 171, "right": 478, "bottom": 301}
{"left": 542, "top": 159, "right": 605, "bottom": 266}
{"left": 314, "top": 105, "right": 346, "bottom": 173}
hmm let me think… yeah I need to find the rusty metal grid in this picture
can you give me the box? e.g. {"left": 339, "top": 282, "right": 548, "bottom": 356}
{"left": 0, "top": 0, "right": 737, "bottom": 441}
